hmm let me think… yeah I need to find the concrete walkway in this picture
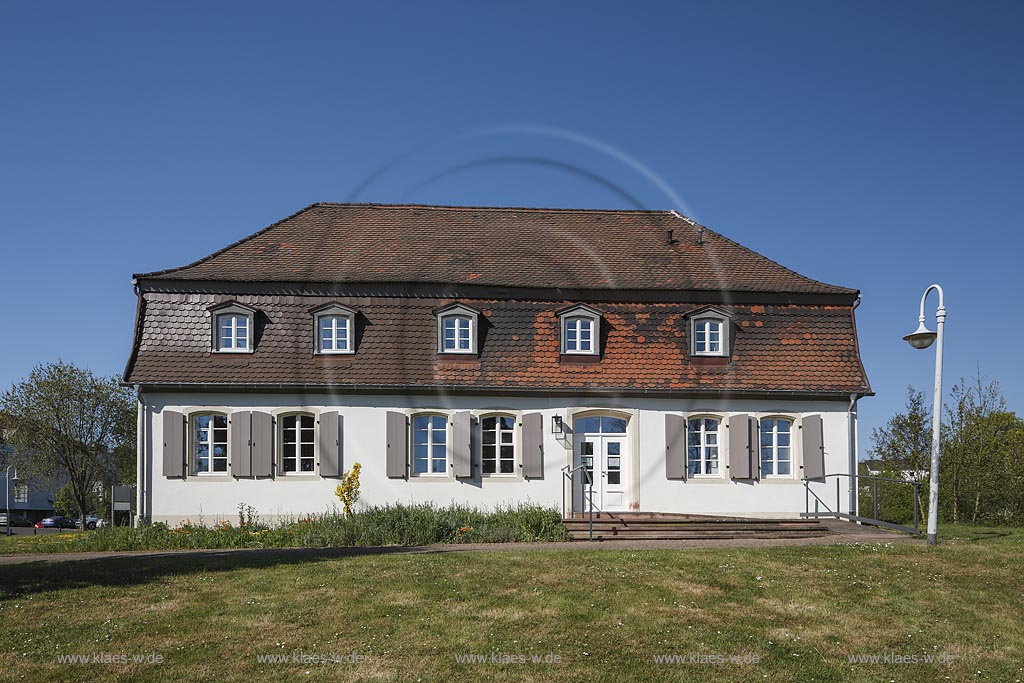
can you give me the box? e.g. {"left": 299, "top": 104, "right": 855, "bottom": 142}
{"left": 0, "top": 519, "right": 919, "bottom": 566}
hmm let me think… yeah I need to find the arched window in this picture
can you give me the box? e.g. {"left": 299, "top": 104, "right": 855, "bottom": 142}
{"left": 687, "top": 417, "right": 720, "bottom": 476}
{"left": 412, "top": 413, "right": 448, "bottom": 475}
{"left": 280, "top": 413, "right": 316, "bottom": 473}
{"left": 558, "top": 304, "right": 602, "bottom": 356}
{"left": 209, "top": 301, "right": 256, "bottom": 353}
{"left": 481, "top": 414, "right": 516, "bottom": 475}
{"left": 760, "top": 418, "right": 793, "bottom": 477}
{"left": 312, "top": 303, "right": 357, "bottom": 354}
{"left": 192, "top": 413, "right": 228, "bottom": 474}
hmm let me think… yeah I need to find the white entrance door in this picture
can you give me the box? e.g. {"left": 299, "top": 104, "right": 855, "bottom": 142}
{"left": 574, "top": 415, "right": 629, "bottom": 512}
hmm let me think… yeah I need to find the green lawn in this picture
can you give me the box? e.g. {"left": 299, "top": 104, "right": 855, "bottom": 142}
{"left": 0, "top": 526, "right": 1021, "bottom": 682}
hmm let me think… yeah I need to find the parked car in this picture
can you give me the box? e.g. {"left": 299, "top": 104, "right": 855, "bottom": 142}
{"left": 36, "top": 516, "right": 78, "bottom": 529}
{"left": 72, "top": 515, "right": 102, "bottom": 530}
{"left": 0, "top": 513, "right": 34, "bottom": 528}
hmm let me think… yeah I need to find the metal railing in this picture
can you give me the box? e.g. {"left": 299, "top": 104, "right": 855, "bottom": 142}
{"left": 802, "top": 472, "right": 923, "bottom": 535}
{"left": 561, "top": 463, "right": 603, "bottom": 541}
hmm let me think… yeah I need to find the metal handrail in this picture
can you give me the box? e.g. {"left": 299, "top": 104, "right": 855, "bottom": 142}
{"left": 562, "top": 463, "right": 602, "bottom": 541}
{"left": 801, "top": 472, "right": 922, "bottom": 535}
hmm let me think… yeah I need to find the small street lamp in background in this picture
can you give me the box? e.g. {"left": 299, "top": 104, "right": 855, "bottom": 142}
{"left": 903, "top": 284, "right": 946, "bottom": 546}
{"left": 4, "top": 465, "right": 19, "bottom": 537}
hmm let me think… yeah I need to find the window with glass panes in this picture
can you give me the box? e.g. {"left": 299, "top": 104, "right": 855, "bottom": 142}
{"left": 482, "top": 415, "right": 515, "bottom": 475}
{"left": 563, "top": 316, "right": 594, "bottom": 353}
{"left": 193, "top": 414, "right": 228, "bottom": 473}
{"left": 217, "top": 314, "right": 249, "bottom": 351}
{"left": 687, "top": 418, "right": 720, "bottom": 476}
{"left": 318, "top": 315, "right": 351, "bottom": 353}
{"left": 412, "top": 414, "right": 447, "bottom": 475}
{"left": 760, "top": 418, "right": 792, "bottom": 476}
{"left": 693, "top": 318, "right": 723, "bottom": 354}
{"left": 281, "top": 414, "right": 316, "bottom": 473}
{"left": 442, "top": 315, "right": 472, "bottom": 352}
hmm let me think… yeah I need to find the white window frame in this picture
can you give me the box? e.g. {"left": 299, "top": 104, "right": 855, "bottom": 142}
{"left": 687, "top": 416, "right": 722, "bottom": 477}
{"left": 191, "top": 412, "right": 229, "bottom": 475}
{"left": 279, "top": 412, "right": 317, "bottom": 475}
{"left": 13, "top": 483, "right": 28, "bottom": 504}
{"left": 210, "top": 303, "right": 255, "bottom": 353}
{"left": 435, "top": 304, "right": 479, "bottom": 355}
{"left": 759, "top": 417, "right": 794, "bottom": 478}
{"left": 312, "top": 304, "right": 356, "bottom": 355}
{"left": 480, "top": 413, "right": 517, "bottom": 477}
{"left": 411, "top": 413, "right": 449, "bottom": 477}
{"left": 558, "top": 305, "right": 601, "bottom": 356}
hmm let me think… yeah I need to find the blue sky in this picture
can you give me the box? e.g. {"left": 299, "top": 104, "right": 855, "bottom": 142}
{"left": 0, "top": 1, "right": 1021, "bottom": 451}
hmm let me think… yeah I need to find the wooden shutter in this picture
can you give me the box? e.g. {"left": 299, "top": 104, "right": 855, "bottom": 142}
{"left": 230, "top": 411, "right": 252, "bottom": 477}
{"left": 665, "top": 413, "right": 686, "bottom": 480}
{"left": 386, "top": 411, "right": 407, "bottom": 478}
{"left": 729, "top": 414, "right": 755, "bottom": 479}
{"left": 521, "top": 412, "right": 543, "bottom": 478}
{"left": 251, "top": 411, "right": 273, "bottom": 477}
{"left": 452, "top": 411, "right": 472, "bottom": 478}
{"left": 802, "top": 414, "right": 825, "bottom": 480}
{"left": 319, "top": 411, "right": 341, "bottom": 477}
{"left": 162, "top": 410, "right": 185, "bottom": 478}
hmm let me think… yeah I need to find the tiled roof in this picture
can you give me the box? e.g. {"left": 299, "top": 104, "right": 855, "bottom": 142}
{"left": 136, "top": 203, "right": 858, "bottom": 296}
{"left": 124, "top": 293, "right": 871, "bottom": 394}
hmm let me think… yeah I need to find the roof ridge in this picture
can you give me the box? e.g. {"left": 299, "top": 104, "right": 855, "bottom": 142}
{"left": 313, "top": 202, "right": 674, "bottom": 215}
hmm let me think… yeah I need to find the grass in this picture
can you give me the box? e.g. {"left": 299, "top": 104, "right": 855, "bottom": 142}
{"left": 0, "top": 503, "right": 568, "bottom": 555}
{"left": 0, "top": 525, "right": 1021, "bottom": 682}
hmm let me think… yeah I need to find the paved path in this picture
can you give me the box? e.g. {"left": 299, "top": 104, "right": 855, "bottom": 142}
{"left": 0, "top": 520, "right": 919, "bottom": 566}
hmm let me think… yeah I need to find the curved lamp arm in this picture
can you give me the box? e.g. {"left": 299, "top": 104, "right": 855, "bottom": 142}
{"left": 918, "top": 284, "right": 946, "bottom": 323}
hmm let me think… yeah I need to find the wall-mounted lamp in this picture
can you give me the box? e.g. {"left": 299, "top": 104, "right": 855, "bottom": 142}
{"left": 551, "top": 415, "right": 563, "bottom": 435}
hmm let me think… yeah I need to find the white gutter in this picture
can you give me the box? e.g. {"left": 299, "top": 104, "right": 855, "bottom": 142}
{"left": 848, "top": 392, "right": 859, "bottom": 517}
{"left": 135, "top": 386, "right": 145, "bottom": 527}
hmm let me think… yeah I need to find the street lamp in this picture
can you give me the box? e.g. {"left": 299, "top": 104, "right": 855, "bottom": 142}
{"left": 5, "top": 466, "right": 19, "bottom": 537}
{"left": 903, "top": 284, "right": 945, "bottom": 546}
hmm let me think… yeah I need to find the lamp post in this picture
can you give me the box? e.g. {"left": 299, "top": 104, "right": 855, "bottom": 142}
{"left": 5, "top": 466, "right": 19, "bottom": 537}
{"left": 902, "top": 284, "right": 945, "bottom": 546}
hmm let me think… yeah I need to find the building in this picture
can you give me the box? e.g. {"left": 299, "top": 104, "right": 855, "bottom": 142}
{"left": 123, "top": 204, "right": 871, "bottom": 525}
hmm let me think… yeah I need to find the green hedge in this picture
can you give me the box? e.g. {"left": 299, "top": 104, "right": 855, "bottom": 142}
{"left": 0, "top": 503, "right": 568, "bottom": 554}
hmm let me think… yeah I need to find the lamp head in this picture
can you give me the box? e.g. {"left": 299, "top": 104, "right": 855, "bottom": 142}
{"left": 903, "top": 321, "right": 937, "bottom": 350}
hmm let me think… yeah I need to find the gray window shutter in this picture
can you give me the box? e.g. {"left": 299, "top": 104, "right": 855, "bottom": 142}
{"left": 386, "top": 411, "right": 408, "bottom": 479}
{"left": 230, "top": 411, "right": 252, "bottom": 477}
{"left": 802, "top": 414, "right": 825, "bottom": 480}
{"left": 729, "top": 414, "right": 755, "bottom": 479}
{"left": 162, "top": 410, "right": 185, "bottom": 478}
{"left": 319, "top": 411, "right": 341, "bottom": 477}
{"left": 521, "top": 412, "right": 543, "bottom": 478}
{"left": 665, "top": 414, "right": 686, "bottom": 480}
{"left": 452, "top": 411, "right": 472, "bottom": 478}
{"left": 251, "top": 411, "right": 273, "bottom": 477}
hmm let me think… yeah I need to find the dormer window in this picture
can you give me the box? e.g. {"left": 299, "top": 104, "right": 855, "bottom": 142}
{"left": 558, "top": 304, "right": 602, "bottom": 356}
{"left": 687, "top": 306, "right": 731, "bottom": 357}
{"left": 311, "top": 303, "right": 357, "bottom": 355}
{"left": 435, "top": 303, "right": 479, "bottom": 355}
{"left": 209, "top": 301, "right": 256, "bottom": 353}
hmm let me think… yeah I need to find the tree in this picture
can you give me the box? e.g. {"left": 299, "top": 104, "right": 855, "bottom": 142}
{"left": 941, "top": 374, "right": 1024, "bottom": 524}
{"left": 865, "top": 386, "right": 931, "bottom": 524}
{"left": 0, "top": 361, "right": 136, "bottom": 527}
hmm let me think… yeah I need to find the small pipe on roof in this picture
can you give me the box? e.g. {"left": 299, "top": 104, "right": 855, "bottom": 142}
{"left": 697, "top": 228, "right": 705, "bottom": 246}
{"left": 667, "top": 229, "right": 679, "bottom": 245}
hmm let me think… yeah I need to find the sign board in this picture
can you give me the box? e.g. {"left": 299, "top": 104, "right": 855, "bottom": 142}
{"left": 112, "top": 485, "right": 133, "bottom": 512}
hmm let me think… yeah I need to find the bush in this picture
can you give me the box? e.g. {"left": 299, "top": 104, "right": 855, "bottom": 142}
{"left": 0, "top": 503, "right": 568, "bottom": 555}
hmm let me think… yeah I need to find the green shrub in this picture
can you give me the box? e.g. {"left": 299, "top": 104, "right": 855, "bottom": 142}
{"left": 0, "top": 503, "right": 567, "bottom": 555}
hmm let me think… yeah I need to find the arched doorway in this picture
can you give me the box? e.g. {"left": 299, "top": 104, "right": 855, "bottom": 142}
{"left": 573, "top": 413, "right": 630, "bottom": 512}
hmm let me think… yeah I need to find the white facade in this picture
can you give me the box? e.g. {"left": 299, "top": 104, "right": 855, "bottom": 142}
{"left": 139, "top": 390, "right": 857, "bottom": 525}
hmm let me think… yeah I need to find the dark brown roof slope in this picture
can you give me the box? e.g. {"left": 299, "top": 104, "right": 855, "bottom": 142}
{"left": 136, "top": 204, "right": 857, "bottom": 296}
{"left": 125, "top": 292, "right": 871, "bottom": 394}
